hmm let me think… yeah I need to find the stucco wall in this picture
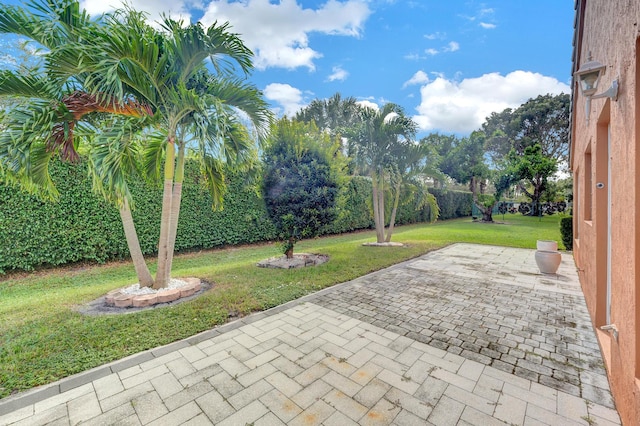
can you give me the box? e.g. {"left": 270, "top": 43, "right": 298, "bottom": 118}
{"left": 571, "top": 1, "right": 640, "bottom": 424}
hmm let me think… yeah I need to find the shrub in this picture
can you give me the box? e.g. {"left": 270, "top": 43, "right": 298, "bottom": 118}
{"left": 560, "top": 216, "right": 573, "bottom": 250}
{"left": 322, "top": 176, "right": 374, "bottom": 234}
{"left": 428, "top": 188, "right": 473, "bottom": 220}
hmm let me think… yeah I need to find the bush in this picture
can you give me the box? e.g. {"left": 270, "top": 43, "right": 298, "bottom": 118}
{"left": 262, "top": 119, "right": 339, "bottom": 256}
{"left": 322, "top": 176, "right": 374, "bottom": 234}
{"left": 560, "top": 216, "right": 573, "bottom": 250}
{"left": 428, "top": 188, "right": 473, "bottom": 220}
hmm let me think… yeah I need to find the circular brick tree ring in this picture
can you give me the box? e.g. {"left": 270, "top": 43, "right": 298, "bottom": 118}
{"left": 77, "top": 278, "right": 211, "bottom": 316}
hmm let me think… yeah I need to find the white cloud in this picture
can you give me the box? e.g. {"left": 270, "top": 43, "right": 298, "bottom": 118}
{"left": 81, "top": 0, "right": 192, "bottom": 23}
{"left": 461, "top": 6, "right": 495, "bottom": 25}
{"left": 356, "top": 99, "right": 379, "bottom": 111}
{"left": 0, "top": 54, "right": 17, "bottom": 68}
{"left": 403, "top": 70, "right": 429, "bottom": 88}
{"left": 443, "top": 41, "right": 459, "bottom": 52}
{"left": 423, "top": 41, "right": 459, "bottom": 57}
{"left": 263, "top": 83, "right": 307, "bottom": 117}
{"left": 327, "top": 66, "right": 349, "bottom": 82}
{"left": 412, "top": 71, "right": 570, "bottom": 134}
{"left": 81, "top": 0, "right": 370, "bottom": 71}
{"left": 200, "top": 0, "right": 371, "bottom": 71}
{"left": 479, "top": 22, "right": 496, "bottom": 29}
{"left": 404, "top": 52, "right": 423, "bottom": 61}
{"left": 424, "top": 31, "right": 445, "bottom": 40}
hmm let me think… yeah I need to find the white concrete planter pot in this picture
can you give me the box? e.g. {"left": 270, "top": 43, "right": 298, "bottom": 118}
{"left": 536, "top": 240, "right": 558, "bottom": 251}
{"left": 535, "top": 250, "right": 562, "bottom": 274}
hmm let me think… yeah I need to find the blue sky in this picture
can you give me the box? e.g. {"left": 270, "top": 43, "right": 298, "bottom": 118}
{"left": 1, "top": 0, "right": 574, "bottom": 136}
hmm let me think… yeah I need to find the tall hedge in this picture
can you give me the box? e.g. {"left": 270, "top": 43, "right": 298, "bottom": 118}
{"left": 0, "top": 161, "right": 456, "bottom": 272}
{"left": 322, "top": 176, "right": 374, "bottom": 234}
{"left": 428, "top": 188, "right": 473, "bottom": 220}
{"left": 0, "top": 160, "right": 277, "bottom": 272}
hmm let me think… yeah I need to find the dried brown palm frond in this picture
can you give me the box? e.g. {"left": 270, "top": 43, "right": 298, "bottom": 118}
{"left": 49, "top": 91, "right": 153, "bottom": 161}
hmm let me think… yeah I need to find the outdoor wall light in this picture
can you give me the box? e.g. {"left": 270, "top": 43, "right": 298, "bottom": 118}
{"left": 574, "top": 56, "right": 619, "bottom": 123}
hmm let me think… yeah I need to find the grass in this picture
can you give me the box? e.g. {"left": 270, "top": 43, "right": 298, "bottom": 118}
{"left": 0, "top": 213, "right": 566, "bottom": 398}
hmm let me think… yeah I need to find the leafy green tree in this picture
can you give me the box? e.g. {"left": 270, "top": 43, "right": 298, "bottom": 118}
{"left": 348, "top": 103, "right": 419, "bottom": 242}
{"left": 484, "top": 93, "right": 570, "bottom": 167}
{"left": 442, "top": 131, "right": 501, "bottom": 222}
{"left": 481, "top": 94, "right": 569, "bottom": 217}
{"left": 418, "top": 133, "right": 459, "bottom": 188}
{"left": 262, "top": 118, "right": 340, "bottom": 258}
{"left": 504, "top": 144, "right": 557, "bottom": 216}
{"left": 480, "top": 108, "right": 514, "bottom": 164}
{"left": 0, "top": 0, "right": 271, "bottom": 288}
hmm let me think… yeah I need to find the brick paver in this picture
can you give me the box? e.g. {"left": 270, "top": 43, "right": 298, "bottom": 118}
{"left": 312, "top": 244, "right": 613, "bottom": 407}
{"left": 0, "top": 244, "right": 621, "bottom": 425}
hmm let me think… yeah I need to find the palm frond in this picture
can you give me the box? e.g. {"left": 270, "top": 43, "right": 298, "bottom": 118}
{"left": 141, "top": 131, "right": 167, "bottom": 183}
{"left": 202, "top": 76, "right": 273, "bottom": 143}
{"left": 0, "top": 109, "right": 59, "bottom": 199}
{"left": 0, "top": 0, "right": 96, "bottom": 50}
{"left": 0, "top": 70, "right": 61, "bottom": 100}
{"left": 200, "top": 155, "right": 226, "bottom": 210}
{"left": 87, "top": 120, "right": 146, "bottom": 206}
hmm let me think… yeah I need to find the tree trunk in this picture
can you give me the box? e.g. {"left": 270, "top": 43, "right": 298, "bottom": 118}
{"left": 479, "top": 179, "right": 486, "bottom": 194}
{"left": 371, "top": 171, "right": 384, "bottom": 243}
{"left": 154, "top": 139, "right": 176, "bottom": 289}
{"left": 376, "top": 168, "right": 385, "bottom": 243}
{"left": 470, "top": 176, "right": 494, "bottom": 222}
{"left": 532, "top": 176, "right": 544, "bottom": 216}
{"left": 519, "top": 180, "right": 543, "bottom": 216}
{"left": 472, "top": 197, "right": 495, "bottom": 222}
{"left": 481, "top": 207, "right": 494, "bottom": 222}
{"left": 119, "top": 199, "right": 154, "bottom": 287}
{"left": 385, "top": 179, "right": 402, "bottom": 242}
{"left": 285, "top": 238, "right": 294, "bottom": 259}
{"left": 163, "top": 143, "right": 185, "bottom": 282}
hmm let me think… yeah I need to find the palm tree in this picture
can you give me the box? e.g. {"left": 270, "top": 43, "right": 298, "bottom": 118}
{"left": 348, "top": 103, "right": 418, "bottom": 243}
{"left": 296, "top": 93, "right": 361, "bottom": 137}
{"left": 0, "top": 1, "right": 157, "bottom": 285}
{"left": 384, "top": 142, "right": 439, "bottom": 242}
{"left": 0, "top": 1, "right": 272, "bottom": 288}
{"left": 89, "top": 12, "right": 272, "bottom": 288}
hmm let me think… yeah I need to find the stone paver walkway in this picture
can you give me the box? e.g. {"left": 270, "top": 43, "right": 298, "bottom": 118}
{"left": 0, "top": 244, "right": 621, "bottom": 426}
{"left": 313, "top": 244, "right": 612, "bottom": 406}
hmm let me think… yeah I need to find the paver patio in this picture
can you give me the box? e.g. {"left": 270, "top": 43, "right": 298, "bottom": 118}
{"left": 0, "top": 244, "right": 622, "bottom": 425}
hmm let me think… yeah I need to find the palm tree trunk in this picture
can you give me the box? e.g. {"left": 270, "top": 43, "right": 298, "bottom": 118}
{"left": 377, "top": 168, "right": 386, "bottom": 243}
{"left": 163, "top": 143, "right": 185, "bottom": 282}
{"left": 155, "top": 139, "right": 176, "bottom": 289}
{"left": 371, "top": 171, "right": 384, "bottom": 243}
{"left": 385, "top": 180, "right": 402, "bottom": 242}
{"left": 119, "top": 199, "right": 154, "bottom": 287}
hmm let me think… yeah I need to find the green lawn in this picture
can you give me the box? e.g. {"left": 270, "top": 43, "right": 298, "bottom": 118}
{"left": 0, "top": 213, "right": 567, "bottom": 398}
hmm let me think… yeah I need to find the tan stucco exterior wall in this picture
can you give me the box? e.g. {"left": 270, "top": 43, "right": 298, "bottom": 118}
{"left": 572, "top": 1, "right": 640, "bottom": 424}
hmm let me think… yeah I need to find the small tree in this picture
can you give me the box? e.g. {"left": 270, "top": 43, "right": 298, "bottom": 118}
{"left": 262, "top": 118, "right": 340, "bottom": 258}
{"left": 348, "top": 103, "right": 418, "bottom": 243}
{"left": 505, "top": 144, "right": 557, "bottom": 216}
